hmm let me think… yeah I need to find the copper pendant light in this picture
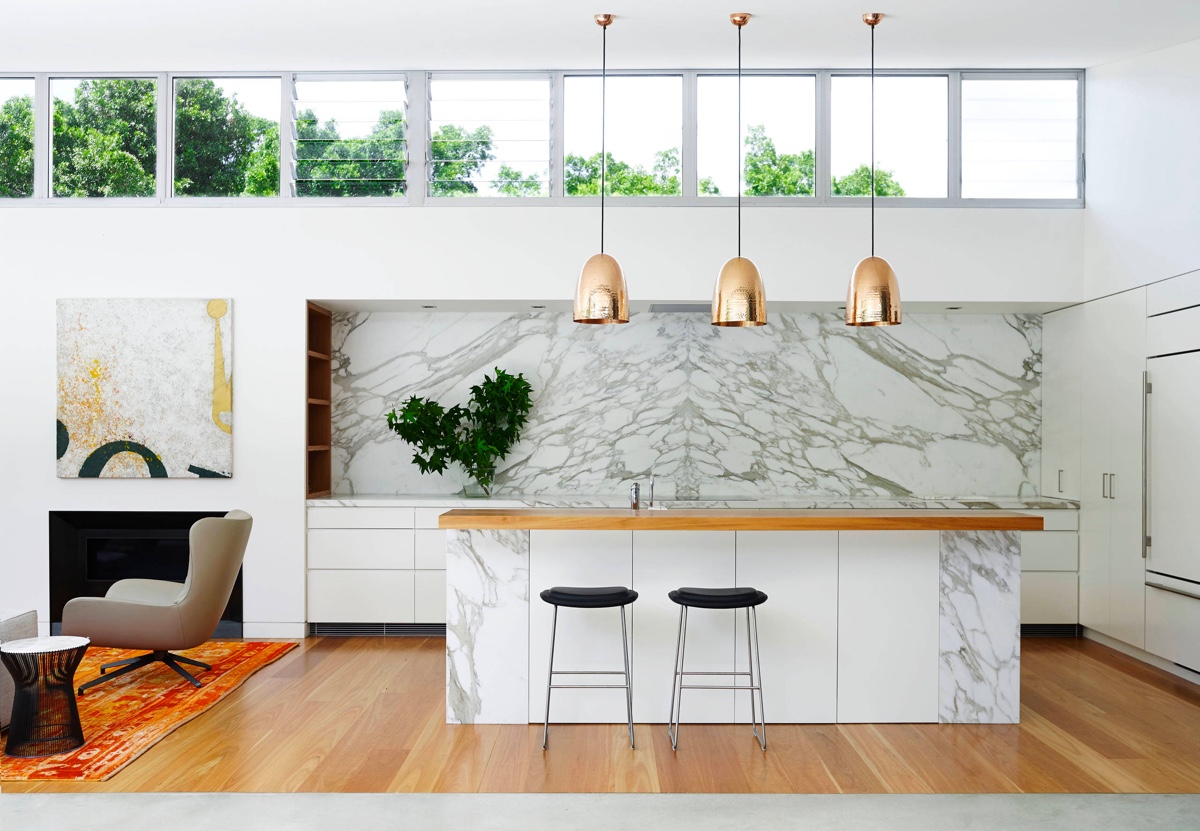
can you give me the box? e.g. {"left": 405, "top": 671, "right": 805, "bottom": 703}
{"left": 846, "top": 13, "right": 901, "bottom": 327}
{"left": 574, "top": 14, "right": 629, "bottom": 325}
{"left": 713, "top": 12, "right": 767, "bottom": 327}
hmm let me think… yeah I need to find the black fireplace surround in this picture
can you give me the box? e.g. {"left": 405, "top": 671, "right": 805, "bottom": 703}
{"left": 49, "top": 511, "right": 243, "bottom": 637}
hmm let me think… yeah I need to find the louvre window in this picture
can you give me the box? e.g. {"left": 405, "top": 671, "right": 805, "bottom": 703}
{"left": 293, "top": 76, "right": 407, "bottom": 197}
{"left": 428, "top": 75, "right": 550, "bottom": 197}
{"left": 961, "top": 77, "right": 1079, "bottom": 199}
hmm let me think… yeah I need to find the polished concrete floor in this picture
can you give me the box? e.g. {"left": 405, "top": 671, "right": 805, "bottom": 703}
{"left": 5, "top": 793, "right": 1200, "bottom": 830}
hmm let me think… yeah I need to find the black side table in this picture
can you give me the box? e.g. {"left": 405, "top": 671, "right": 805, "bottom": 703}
{"left": 1, "top": 635, "right": 90, "bottom": 757}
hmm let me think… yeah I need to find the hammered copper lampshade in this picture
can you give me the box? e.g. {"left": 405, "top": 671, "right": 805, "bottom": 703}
{"left": 713, "top": 256, "right": 766, "bottom": 326}
{"left": 572, "top": 14, "right": 628, "bottom": 325}
{"left": 846, "top": 13, "right": 901, "bottom": 327}
{"left": 846, "top": 255, "right": 901, "bottom": 326}
{"left": 712, "top": 12, "right": 767, "bottom": 328}
{"left": 575, "top": 253, "right": 629, "bottom": 324}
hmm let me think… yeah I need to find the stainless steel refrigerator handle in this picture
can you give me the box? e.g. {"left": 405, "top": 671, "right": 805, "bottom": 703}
{"left": 1142, "top": 370, "right": 1151, "bottom": 559}
{"left": 1146, "top": 580, "right": 1200, "bottom": 602}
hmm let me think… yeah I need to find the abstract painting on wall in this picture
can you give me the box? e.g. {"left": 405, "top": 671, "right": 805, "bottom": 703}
{"left": 57, "top": 298, "right": 233, "bottom": 478}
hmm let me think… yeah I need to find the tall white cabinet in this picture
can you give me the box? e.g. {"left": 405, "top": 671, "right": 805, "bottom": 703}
{"left": 1078, "top": 288, "right": 1147, "bottom": 648}
{"left": 1041, "top": 306, "right": 1084, "bottom": 500}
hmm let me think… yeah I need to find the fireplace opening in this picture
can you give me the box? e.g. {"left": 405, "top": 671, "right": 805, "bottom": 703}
{"left": 50, "top": 511, "right": 242, "bottom": 637}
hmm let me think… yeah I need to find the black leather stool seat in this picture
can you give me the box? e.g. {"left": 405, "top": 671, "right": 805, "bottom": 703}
{"left": 669, "top": 586, "right": 768, "bottom": 609}
{"left": 540, "top": 586, "right": 639, "bottom": 608}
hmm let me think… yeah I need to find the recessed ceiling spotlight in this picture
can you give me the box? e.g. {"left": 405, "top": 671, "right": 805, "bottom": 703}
{"left": 531, "top": 305, "right": 546, "bottom": 309}
{"left": 837, "top": 306, "right": 846, "bottom": 310}
{"left": 421, "top": 304, "right": 437, "bottom": 309}
{"left": 945, "top": 306, "right": 963, "bottom": 310}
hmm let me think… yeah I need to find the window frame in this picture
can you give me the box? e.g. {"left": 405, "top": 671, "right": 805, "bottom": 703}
{"left": 0, "top": 67, "right": 1084, "bottom": 209}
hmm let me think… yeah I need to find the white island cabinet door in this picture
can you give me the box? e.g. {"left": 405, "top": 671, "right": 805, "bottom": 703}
{"left": 837, "top": 531, "right": 940, "bottom": 723}
{"left": 529, "top": 530, "right": 633, "bottom": 724}
{"left": 734, "top": 531, "right": 839, "bottom": 724}
{"left": 632, "top": 531, "right": 736, "bottom": 724}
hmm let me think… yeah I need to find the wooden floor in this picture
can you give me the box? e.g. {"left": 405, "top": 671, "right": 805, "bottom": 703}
{"left": 6, "top": 636, "right": 1200, "bottom": 793}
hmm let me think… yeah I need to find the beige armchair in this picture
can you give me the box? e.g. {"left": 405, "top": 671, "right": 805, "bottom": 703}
{"left": 63, "top": 510, "right": 252, "bottom": 694}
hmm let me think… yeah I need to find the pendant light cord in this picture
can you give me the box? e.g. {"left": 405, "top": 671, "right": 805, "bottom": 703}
{"left": 870, "top": 21, "right": 875, "bottom": 258}
{"left": 600, "top": 23, "right": 607, "bottom": 255}
{"left": 737, "top": 22, "right": 743, "bottom": 258}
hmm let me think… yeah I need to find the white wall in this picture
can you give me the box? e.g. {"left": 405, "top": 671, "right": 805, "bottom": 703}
{"left": 1, "top": 202, "right": 1081, "bottom": 635}
{"left": 1085, "top": 37, "right": 1200, "bottom": 299}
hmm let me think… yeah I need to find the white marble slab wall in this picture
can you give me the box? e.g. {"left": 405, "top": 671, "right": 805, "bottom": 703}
{"left": 938, "top": 529, "right": 1021, "bottom": 724}
{"left": 445, "top": 528, "right": 529, "bottom": 724}
{"left": 331, "top": 312, "right": 1040, "bottom": 499}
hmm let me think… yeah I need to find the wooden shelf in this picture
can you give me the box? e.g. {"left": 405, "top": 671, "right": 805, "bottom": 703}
{"left": 307, "top": 445, "right": 331, "bottom": 451}
{"left": 439, "top": 508, "right": 1046, "bottom": 532}
{"left": 308, "top": 489, "right": 332, "bottom": 499}
{"left": 307, "top": 398, "right": 331, "bottom": 406}
{"left": 308, "top": 350, "right": 332, "bottom": 360}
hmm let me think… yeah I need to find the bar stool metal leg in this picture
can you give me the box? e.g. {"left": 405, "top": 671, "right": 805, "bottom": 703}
{"left": 667, "top": 605, "right": 688, "bottom": 751}
{"left": 749, "top": 606, "right": 766, "bottom": 750}
{"left": 542, "top": 604, "right": 559, "bottom": 750}
{"left": 620, "top": 605, "right": 634, "bottom": 749}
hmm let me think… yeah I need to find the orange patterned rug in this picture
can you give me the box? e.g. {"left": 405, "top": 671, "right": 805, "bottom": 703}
{"left": 0, "top": 640, "right": 295, "bottom": 781}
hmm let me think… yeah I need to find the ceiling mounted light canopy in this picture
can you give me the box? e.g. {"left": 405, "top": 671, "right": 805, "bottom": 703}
{"left": 713, "top": 12, "right": 767, "bottom": 327}
{"left": 574, "top": 13, "right": 629, "bottom": 325}
{"left": 846, "top": 12, "right": 901, "bottom": 327}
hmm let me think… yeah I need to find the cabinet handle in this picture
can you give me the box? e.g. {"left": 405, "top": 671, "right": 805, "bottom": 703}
{"left": 1058, "top": 469, "right": 1064, "bottom": 494}
{"left": 1110, "top": 473, "right": 1116, "bottom": 500}
{"left": 1102, "top": 473, "right": 1109, "bottom": 499}
{"left": 1146, "top": 580, "right": 1200, "bottom": 602}
{"left": 1142, "top": 370, "right": 1151, "bottom": 559}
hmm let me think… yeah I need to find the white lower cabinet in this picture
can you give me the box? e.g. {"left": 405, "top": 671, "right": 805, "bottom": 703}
{"left": 1146, "top": 585, "right": 1200, "bottom": 673}
{"left": 414, "top": 571, "right": 446, "bottom": 624}
{"left": 837, "top": 531, "right": 940, "bottom": 723}
{"left": 1022, "top": 572, "right": 1079, "bottom": 624}
{"left": 529, "top": 530, "right": 634, "bottom": 724}
{"left": 308, "top": 570, "right": 415, "bottom": 623}
{"left": 1020, "top": 530, "right": 1079, "bottom": 625}
{"left": 631, "top": 531, "right": 736, "bottom": 724}
{"left": 306, "top": 505, "right": 449, "bottom": 625}
{"left": 734, "top": 532, "right": 839, "bottom": 724}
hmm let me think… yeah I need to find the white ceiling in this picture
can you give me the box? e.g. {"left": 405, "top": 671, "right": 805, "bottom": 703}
{"left": 3, "top": 0, "right": 1200, "bottom": 72}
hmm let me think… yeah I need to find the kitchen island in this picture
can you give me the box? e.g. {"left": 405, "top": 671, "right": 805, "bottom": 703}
{"left": 439, "top": 507, "right": 1043, "bottom": 726}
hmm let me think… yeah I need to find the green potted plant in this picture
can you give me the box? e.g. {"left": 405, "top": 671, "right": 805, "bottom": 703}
{"left": 384, "top": 368, "right": 533, "bottom": 497}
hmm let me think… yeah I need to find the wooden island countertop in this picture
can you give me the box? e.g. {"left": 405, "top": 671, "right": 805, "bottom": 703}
{"left": 438, "top": 508, "right": 1044, "bottom": 532}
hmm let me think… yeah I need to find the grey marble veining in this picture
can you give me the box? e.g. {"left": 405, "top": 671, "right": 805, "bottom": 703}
{"left": 330, "top": 311, "right": 1040, "bottom": 499}
{"left": 445, "top": 528, "right": 529, "bottom": 724}
{"left": 308, "top": 494, "right": 1078, "bottom": 510}
{"left": 939, "top": 530, "right": 1021, "bottom": 724}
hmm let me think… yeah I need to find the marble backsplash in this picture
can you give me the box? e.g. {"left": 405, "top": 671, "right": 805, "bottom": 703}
{"left": 329, "top": 311, "right": 1041, "bottom": 498}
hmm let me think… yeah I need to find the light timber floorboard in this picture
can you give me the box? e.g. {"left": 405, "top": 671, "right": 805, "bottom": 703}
{"left": 5, "top": 637, "right": 1200, "bottom": 794}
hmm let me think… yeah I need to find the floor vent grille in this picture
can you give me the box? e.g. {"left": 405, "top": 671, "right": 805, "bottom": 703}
{"left": 1021, "top": 623, "right": 1081, "bottom": 638}
{"left": 308, "top": 623, "right": 446, "bottom": 638}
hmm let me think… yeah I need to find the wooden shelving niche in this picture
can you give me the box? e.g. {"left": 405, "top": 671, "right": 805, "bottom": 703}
{"left": 306, "top": 302, "right": 333, "bottom": 498}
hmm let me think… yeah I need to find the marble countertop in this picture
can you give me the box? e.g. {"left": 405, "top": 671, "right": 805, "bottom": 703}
{"left": 307, "top": 493, "right": 1079, "bottom": 511}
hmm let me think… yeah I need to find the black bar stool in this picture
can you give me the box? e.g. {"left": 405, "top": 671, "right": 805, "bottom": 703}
{"left": 667, "top": 586, "right": 767, "bottom": 751}
{"left": 539, "top": 585, "right": 638, "bottom": 750}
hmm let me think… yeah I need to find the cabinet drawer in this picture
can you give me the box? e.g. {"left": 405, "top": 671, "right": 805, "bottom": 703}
{"left": 1146, "top": 584, "right": 1200, "bottom": 671}
{"left": 308, "top": 507, "right": 415, "bottom": 529}
{"left": 308, "top": 528, "right": 415, "bottom": 569}
{"left": 1022, "top": 572, "right": 1078, "bottom": 624}
{"left": 308, "top": 570, "right": 415, "bottom": 623}
{"left": 415, "top": 571, "right": 447, "bottom": 623}
{"left": 1149, "top": 273, "right": 1200, "bottom": 318}
{"left": 1148, "top": 305, "right": 1200, "bottom": 358}
{"left": 415, "top": 529, "right": 447, "bottom": 569}
{"left": 1022, "top": 532, "right": 1078, "bottom": 571}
